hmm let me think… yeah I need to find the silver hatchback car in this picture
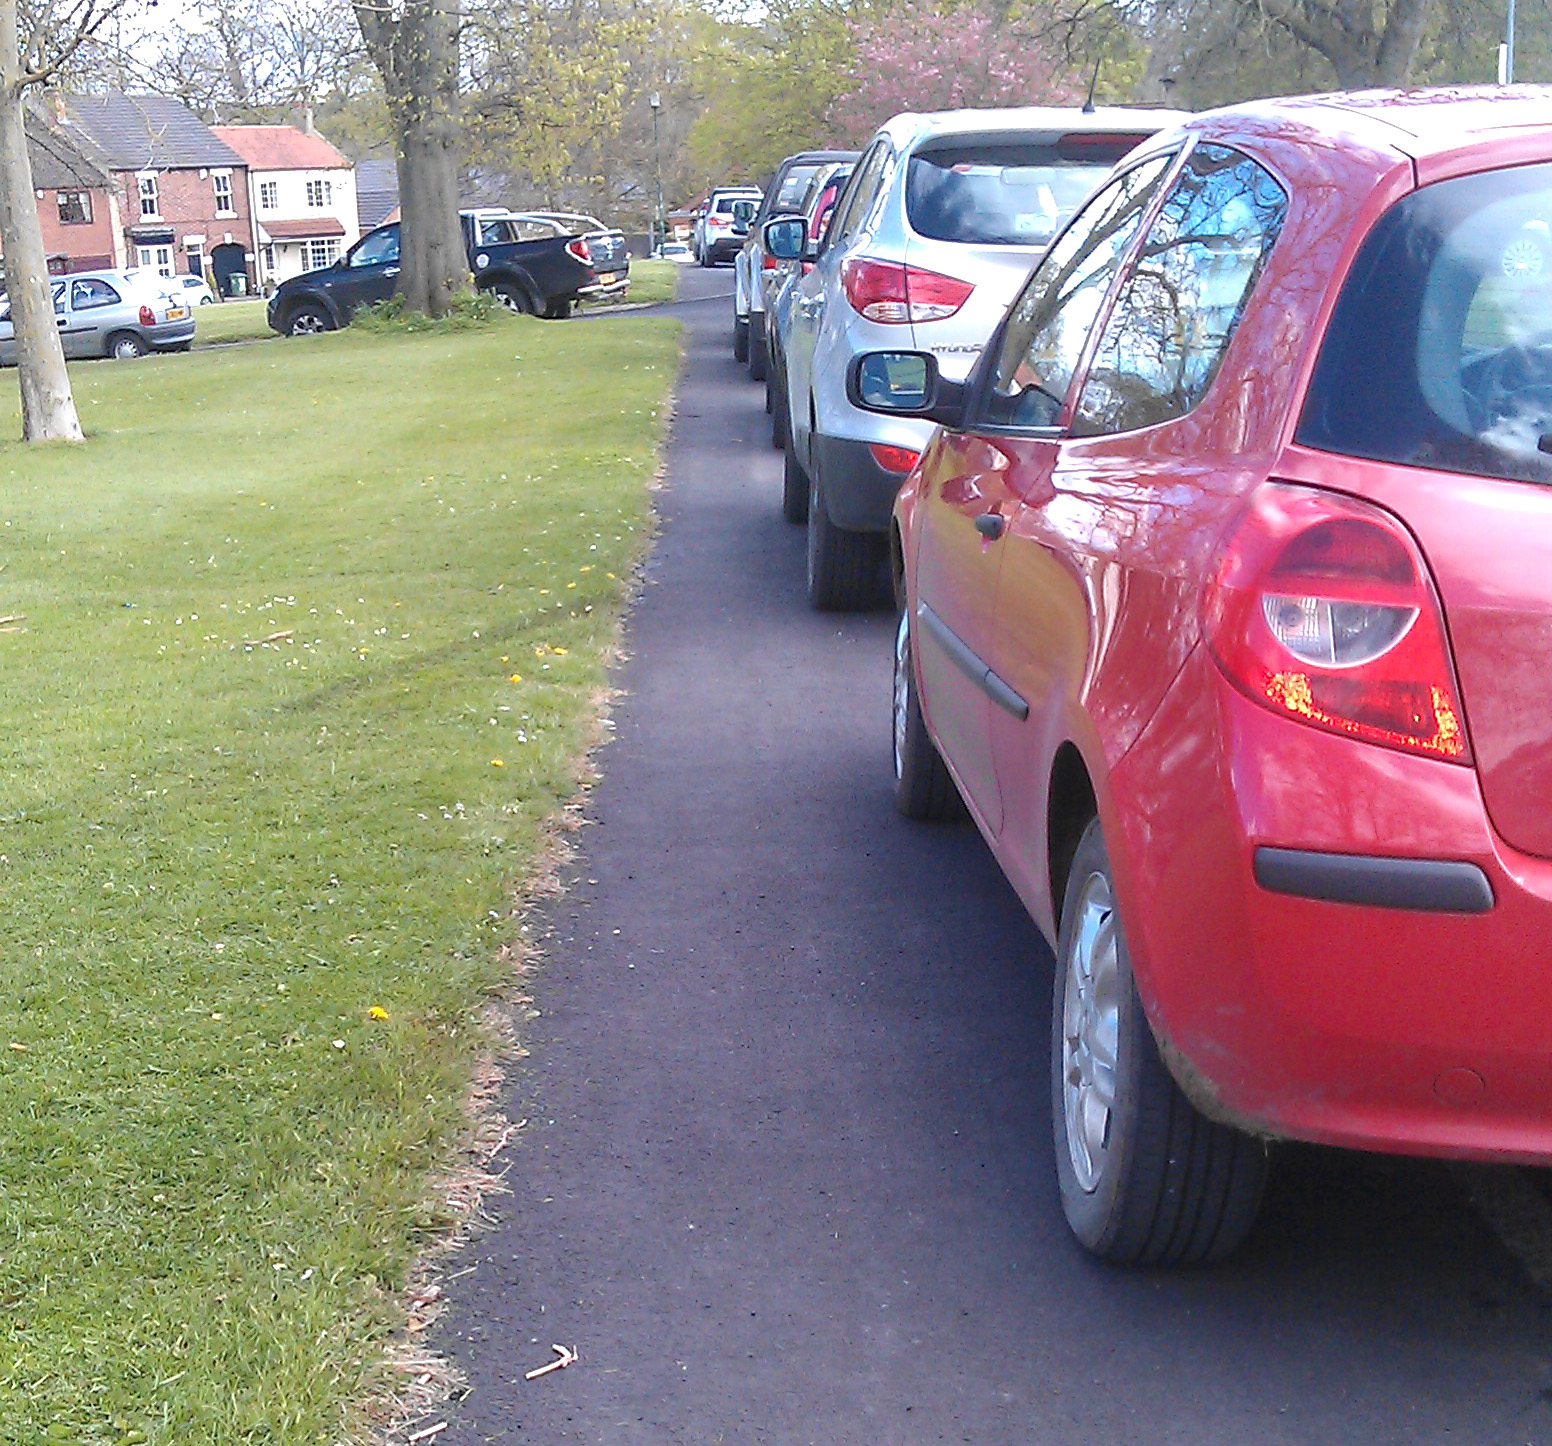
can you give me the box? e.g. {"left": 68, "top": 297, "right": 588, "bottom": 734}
{"left": 0, "top": 268, "right": 195, "bottom": 364}
{"left": 776, "top": 106, "right": 1188, "bottom": 610}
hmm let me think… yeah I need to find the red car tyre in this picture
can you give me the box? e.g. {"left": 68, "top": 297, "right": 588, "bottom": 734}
{"left": 892, "top": 608, "right": 961, "bottom": 821}
{"left": 1051, "top": 819, "right": 1267, "bottom": 1265}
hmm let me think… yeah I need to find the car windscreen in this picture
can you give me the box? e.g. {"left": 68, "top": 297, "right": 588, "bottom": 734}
{"left": 714, "top": 195, "right": 756, "bottom": 215}
{"left": 906, "top": 136, "right": 1147, "bottom": 247}
{"left": 1297, "top": 161, "right": 1552, "bottom": 486}
{"left": 770, "top": 166, "right": 823, "bottom": 214}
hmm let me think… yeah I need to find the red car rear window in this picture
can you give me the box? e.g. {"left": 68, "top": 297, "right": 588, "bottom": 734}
{"left": 1298, "top": 160, "right": 1552, "bottom": 486}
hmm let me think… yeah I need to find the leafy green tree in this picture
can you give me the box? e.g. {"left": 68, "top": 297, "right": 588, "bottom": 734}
{"left": 465, "top": 0, "right": 644, "bottom": 209}
{"left": 685, "top": 0, "right": 853, "bottom": 187}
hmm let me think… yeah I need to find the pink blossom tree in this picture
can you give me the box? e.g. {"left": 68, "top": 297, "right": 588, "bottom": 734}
{"left": 831, "top": 0, "right": 1082, "bottom": 143}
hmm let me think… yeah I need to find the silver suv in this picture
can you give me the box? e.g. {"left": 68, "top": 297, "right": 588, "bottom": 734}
{"left": 777, "top": 106, "right": 1188, "bottom": 609}
{"left": 694, "top": 186, "right": 762, "bottom": 267}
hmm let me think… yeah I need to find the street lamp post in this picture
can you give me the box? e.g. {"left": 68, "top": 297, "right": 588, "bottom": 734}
{"left": 649, "top": 92, "right": 665, "bottom": 255}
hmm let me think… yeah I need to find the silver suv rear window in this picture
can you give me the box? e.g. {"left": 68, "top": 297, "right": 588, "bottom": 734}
{"left": 907, "top": 136, "right": 1146, "bottom": 247}
{"left": 1299, "top": 160, "right": 1552, "bottom": 485}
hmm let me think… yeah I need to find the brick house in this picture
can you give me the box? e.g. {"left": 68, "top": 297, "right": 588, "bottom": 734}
{"left": 25, "top": 111, "right": 117, "bottom": 273}
{"left": 47, "top": 93, "right": 257, "bottom": 296}
{"left": 211, "top": 125, "right": 359, "bottom": 290}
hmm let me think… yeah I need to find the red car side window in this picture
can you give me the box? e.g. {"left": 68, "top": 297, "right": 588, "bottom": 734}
{"left": 1072, "top": 144, "right": 1287, "bottom": 436}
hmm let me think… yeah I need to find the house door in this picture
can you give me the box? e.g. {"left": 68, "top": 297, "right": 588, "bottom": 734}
{"left": 211, "top": 242, "right": 247, "bottom": 297}
{"left": 136, "top": 244, "right": 174, "bottom": 277}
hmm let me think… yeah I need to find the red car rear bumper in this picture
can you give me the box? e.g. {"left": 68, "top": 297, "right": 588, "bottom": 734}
{"left": 1107, "top": 645, "right": 1552, "bottom": 1164}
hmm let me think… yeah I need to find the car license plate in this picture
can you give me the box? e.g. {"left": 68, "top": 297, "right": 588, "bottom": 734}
{"left": 601, "top": 271, "right": 622, "bottom": 285}
{"left": 167, "top": 305, "right": 188, "bottom": 320}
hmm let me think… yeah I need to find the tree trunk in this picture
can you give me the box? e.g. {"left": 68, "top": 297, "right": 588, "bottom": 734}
{"left": 0, "top": 0, "right": 82, "bottom": 442}
{"left": 354, "top": 0, "right": 469, "bottom": 318}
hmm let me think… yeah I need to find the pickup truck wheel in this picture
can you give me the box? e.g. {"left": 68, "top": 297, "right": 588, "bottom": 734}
{"left": 1052, "top": 819, "right": 1268, "bottom": 1266}
{"left": 285, "top": 304, "right": 332, "bottom": 337}
{"left": 806, "top": 474, "right": 886, "bottom": 611}
{"left": 542, "top": 298, "right": 574, "bottom": 319}
{"left": 492, "top": 281, "right": 535, "bottom": 315}
{"left": 733, "top": 315, "right": 748, "bottom": 363}
{"left": 892, "top": 606, "right": 961, "bottom": 821}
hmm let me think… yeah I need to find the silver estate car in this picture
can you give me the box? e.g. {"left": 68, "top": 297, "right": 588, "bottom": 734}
{"left": 0, "top": 268, "right": 195, "bottom": 363}
{"left": 774, "top": 106, "right": 1189, "bottom": 610}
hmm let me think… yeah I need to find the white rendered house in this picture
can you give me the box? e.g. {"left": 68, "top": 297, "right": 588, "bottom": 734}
{"left": 212, "top": 124, "right": 359, "bottom": 289}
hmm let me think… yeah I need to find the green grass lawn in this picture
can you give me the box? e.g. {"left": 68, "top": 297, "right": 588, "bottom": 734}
{"left": 193, "top": 297, "right": 273, "bottom": 345}
{"left": 0, "top": 312, "right": 678, "bottom": 1444}
{"left": 583, "top": 257, "right": 678, "bottom": 309}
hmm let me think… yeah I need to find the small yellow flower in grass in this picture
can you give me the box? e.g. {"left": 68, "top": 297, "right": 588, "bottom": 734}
{"left": 509, "top": 672, "right": 523, "bottom": 683}
{"left": 552, "top": 646, "right": 568, "bottom": 656}
{"left": 492, "top": 758, "right": 504, "bottom": 767}
{"left": 369, "top": 1005, "right": 389, "bottom": 1021}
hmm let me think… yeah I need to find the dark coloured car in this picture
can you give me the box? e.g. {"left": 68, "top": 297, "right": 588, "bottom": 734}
{"left": 519, "top": 211, "right": 632, "bottom": 301}
{"left": 266, "top": 210, "right": 595, "bottom": 335}
{"left": 733, "top": 150, "right": 858, "bottom": 373}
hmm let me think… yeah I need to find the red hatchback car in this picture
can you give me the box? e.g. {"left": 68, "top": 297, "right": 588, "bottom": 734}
{"left": 859, "top": 88, "right": 1552, "bottom": 1265}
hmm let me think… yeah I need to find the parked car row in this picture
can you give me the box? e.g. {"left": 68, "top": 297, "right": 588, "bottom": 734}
{"left": 726, "top": 87, "right": 1552, "bottom": 1266}
{"left": 736, "top": 106, "right": 1184, "bottom": 610}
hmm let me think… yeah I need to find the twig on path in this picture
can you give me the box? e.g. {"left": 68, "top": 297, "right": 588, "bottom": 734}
{"left": 524, "top": 1343, "right": 578, "bottom": 1380}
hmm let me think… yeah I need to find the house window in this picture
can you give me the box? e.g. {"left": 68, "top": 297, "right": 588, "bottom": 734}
{"left": 307, "top": 237, "right": 340, "bottom": 269}
{"left": 213, "top": 172, "right": 234, "bottom": 216}
{"left": 138, "top": 173, "right": 159, "bottom": 219}
{"left": 262, "top": 242, "right": 276, "bottom": 273}
{"left": 259, "top": 180, "right": 278, "bottom": 210}
{"left": 57, "top": 190, "right": 92, "bottom": 225}
{"left": 306, "top": 179, "right": 331, "bottom": 208}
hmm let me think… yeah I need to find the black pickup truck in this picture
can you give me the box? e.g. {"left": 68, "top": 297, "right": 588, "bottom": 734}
{"left": 266, "top": 208, "right": 595, "bottom": 335}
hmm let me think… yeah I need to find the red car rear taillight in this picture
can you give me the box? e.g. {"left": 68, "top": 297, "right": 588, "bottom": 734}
{"left": 840, "top": 257, "right": 973, "bottom": 324}
{"left": 139, "top": 304, "right": 155, "bottom": 326}
{"left": 762, "top": 253, "right": 780, "bottom": 270}
{"left": 566, "top": 237, "right": 591, "bottom": 264}
{"left": 1205, "top": 483, "right": 1470, "bottom": 762}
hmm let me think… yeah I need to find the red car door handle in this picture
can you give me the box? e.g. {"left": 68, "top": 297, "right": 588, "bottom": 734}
{"left": 974, "top": 511, "right": 1005, "bottom": 540}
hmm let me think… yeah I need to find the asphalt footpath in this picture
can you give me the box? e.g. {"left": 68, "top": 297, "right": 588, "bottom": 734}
{"left": 433, "top": 266, "right": 1552, "bottom": 1446}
